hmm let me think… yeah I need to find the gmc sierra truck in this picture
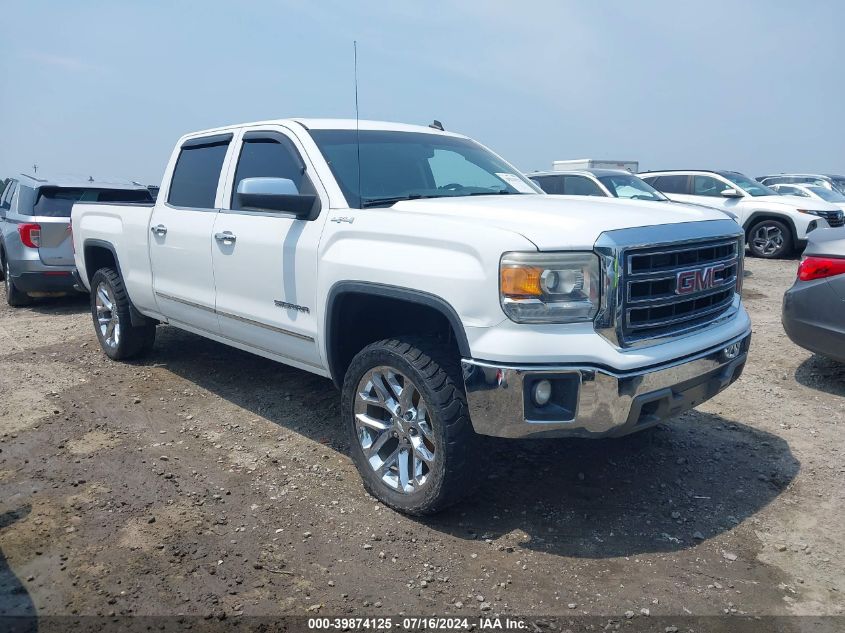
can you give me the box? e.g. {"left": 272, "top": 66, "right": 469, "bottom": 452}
{"left": 71, "top": 119, "right": 751, "bottom": 515}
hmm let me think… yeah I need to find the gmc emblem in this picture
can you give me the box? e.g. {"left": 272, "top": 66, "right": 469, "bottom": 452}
{"left": 675, "top": 264, "right": 726, "bottom": 295}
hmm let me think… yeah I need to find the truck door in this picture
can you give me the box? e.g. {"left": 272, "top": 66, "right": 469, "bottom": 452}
{"left": 210, "top": 128, "right": 326, "bottom": 370}
{"left": 149, "top": 133, "right": 233, "bottom": 334}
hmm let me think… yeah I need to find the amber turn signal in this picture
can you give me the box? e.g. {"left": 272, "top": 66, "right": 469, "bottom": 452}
{"left": 501, "top": 266, "right": 543, "bottom": 297}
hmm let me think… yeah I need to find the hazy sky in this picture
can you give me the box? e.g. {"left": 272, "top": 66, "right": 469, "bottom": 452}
{"left": 1, "top": 1, "right": 842, "bottom": 185}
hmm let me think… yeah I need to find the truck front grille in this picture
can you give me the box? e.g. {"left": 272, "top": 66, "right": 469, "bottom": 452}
{"left": 621, "top": 238, "right": 741, "bottom": 345}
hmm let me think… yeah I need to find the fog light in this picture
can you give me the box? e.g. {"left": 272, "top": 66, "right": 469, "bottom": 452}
{"left": 722, "top": 342, "right": 741, "bottom": 360}
{"left": 533, "top": 379, "right": 552, "bottom": 406}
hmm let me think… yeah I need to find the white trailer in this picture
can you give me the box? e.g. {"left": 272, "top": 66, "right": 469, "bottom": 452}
{"left": 553, "top": 159, "right": 639, "bottom": 173}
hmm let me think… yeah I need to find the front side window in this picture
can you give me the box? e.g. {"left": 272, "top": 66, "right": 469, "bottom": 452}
{"left": 693, "top": 175, "right": 730, "bottom": 197}
{"left": 721, "top": 172, "right": 777, "bottom": 197}
{"left": 230, "top": 135, "right": 316, "bottom": 210}
{"left": 598, "top": 174, "right": 666, "bottom": 201}
{"left": 310, "top": 129, "right": 540, "bottom": 208}
{"left": 29, "top": 187, "right": 152, "bottom": 217}
{"left": 168, "top": 140, "right": 230, "bottom": 208}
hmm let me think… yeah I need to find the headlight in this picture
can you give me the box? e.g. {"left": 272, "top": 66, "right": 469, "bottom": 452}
{"left": 797, "top": 209, "right": 823, "bottom": 216}
{"left": 500, "top": 252, "right": 600, "bottom": 323}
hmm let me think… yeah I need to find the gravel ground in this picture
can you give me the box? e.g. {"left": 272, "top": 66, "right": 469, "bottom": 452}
{"left": 1, "top": 257, "right": 843, "bottom": 628}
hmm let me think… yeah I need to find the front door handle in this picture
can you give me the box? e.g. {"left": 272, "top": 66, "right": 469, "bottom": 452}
{"left": 214, "top": 231, "right": 236, "bottom": 244}
{"left": 151, "top": 224, "right": 168, "bottom": 237}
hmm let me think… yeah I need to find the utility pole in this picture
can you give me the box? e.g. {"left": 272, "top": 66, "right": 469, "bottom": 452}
{"left": 32, "top": 163, "right": 38, "bottom": 174}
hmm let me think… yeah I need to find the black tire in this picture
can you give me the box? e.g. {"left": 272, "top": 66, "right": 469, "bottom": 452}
{"left": 90, "top": 267, "right": 156, "bottom": 360}
{"left": 4, "top": 257, "right": 32, "bottom": 307}
{"left": 747, "top": 219, "right": 793, "bottom": 258}
{"left": 342, "top": 336, "right": 482, "bottom": 515}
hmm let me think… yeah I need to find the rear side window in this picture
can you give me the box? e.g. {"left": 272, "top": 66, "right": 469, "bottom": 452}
{"left": 29, "top": 187, "right": 153, "bottom": 217}
{"left": 230, "top": 135, "right": 314, "bottom": 210}
{"left": 651, "top": 175, "right": 689, "bottom": 194}
{"left": 563, "top": 176, "right": 603, "bottom": 196}
{"left": 530, "top": 175, "right": 565, "bottom": 194}
{"left": 168, "top": 139, "right": 230, "bottom": 208}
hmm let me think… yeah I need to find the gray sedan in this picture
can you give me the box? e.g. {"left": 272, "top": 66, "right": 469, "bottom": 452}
{"left": 782, "top": 228, "right": 845, "bottom": 362}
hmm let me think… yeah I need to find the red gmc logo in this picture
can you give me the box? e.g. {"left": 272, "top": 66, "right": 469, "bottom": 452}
{"left": 675, "top": 264, "right": 726, "bottom": 295}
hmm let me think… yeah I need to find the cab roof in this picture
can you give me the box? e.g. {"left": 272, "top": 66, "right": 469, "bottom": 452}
{"left": 18, "top": 174, "right": 151, "bottom": 190}
{"left": 180, "top": 118, "right": 467, "bottom": 141}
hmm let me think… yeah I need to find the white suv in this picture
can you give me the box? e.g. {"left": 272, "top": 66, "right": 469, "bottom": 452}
{"left": 640, "top": 170, "right": 838, "bottom": 258}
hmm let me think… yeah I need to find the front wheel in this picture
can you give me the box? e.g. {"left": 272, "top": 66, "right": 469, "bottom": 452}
{"left": 747, "top": 219, "right": 793, "bottom": 258}
{"left": 342, "top": 337, "right": 481, "bottom": 515}
{"left": 90, "top": 267, "right": 155, "bottom": 360}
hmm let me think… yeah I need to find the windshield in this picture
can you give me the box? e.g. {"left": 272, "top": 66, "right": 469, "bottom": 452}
{"left": 309, "top": 130, "right": 540, "bottom": 208}
{"left": 31, "top": 187, "right": 152, "bottom": 217}
{"left": 722, "top": 173, "right": 777, "bottom": 197}
{"left": 597, "top": 174, "right": 667, "bottom": 201}
{"left": 807, "top": 186, "right": 845, "bottom": 202}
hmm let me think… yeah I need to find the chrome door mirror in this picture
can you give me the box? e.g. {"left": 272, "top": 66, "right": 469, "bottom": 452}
{"left": 720, "top": 188, "right": 743, "bottom": 198}
{"left": 235, "top": 177, "right": 319, "bottom": 219}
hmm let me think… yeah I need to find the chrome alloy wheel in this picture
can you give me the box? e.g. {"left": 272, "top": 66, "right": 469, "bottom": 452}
{"left": 95, "top": 282, "right": 120, "bottom": 348}
{"left": 3, "top": 260, "right": 10, "bottom": 295}
{"left": 354, "top": 366, "right": 436, "bottom": 494}
{"left": 752, "top": 224, "right": 784, "bottom": 256}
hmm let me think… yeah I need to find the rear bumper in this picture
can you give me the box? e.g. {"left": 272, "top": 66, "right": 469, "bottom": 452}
{"left": 11, "top": 269, "right": 79, "bottom": 294}
{"left": 783, "top": 278, "right": 845, "bottom": 363}
{"left": 462, "top": 330, "right": 751, "bottom": 439}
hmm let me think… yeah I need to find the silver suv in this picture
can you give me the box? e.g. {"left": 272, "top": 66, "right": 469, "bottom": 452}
{"left": 1, "top": 176, "right": 152, "bottom": 306}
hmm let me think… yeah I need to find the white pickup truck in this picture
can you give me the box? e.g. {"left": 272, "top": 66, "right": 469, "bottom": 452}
{"left": 72, "top": 119, "right": 751, "bottom": 514}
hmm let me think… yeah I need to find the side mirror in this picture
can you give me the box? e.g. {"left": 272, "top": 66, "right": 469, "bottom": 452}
{"left": 720, "top": 188, "right": 743, "bottom": 198}
{"left": 236, "top": 177, "right": 319, "bottom": 220}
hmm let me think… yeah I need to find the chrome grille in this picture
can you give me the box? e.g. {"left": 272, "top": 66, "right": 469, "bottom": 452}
{"left": 621, "top": 238, "right": 741, "bottom": 345}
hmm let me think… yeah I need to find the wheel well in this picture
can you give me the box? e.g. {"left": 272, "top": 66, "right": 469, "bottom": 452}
{"left": 83, "top": 244, "right": 117, "bottom": 283}
{"left": 743, "top": 214, "right": 797, "bottom": 244}
{"left": 326, "top": 289, "right": 468, "bottom": 388}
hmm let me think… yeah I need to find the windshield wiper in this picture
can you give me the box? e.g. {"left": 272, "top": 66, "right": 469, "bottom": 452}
{"left": 360, "top": 194, "right": 436, "bottom": 208}
{"left": 468, "top": 189, "right": 513, "bottom": 196}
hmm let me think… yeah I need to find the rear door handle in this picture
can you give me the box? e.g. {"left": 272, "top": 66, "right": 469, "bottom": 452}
{"left": 151, "top": 224, "right": 168, "bottom": 237}
{"left": 214, "top": 231, "right": 236, "bottom": 244}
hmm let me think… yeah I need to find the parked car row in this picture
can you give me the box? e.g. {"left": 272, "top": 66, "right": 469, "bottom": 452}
{"left": 530, "top": 166, "right": 845, "bottom": 259}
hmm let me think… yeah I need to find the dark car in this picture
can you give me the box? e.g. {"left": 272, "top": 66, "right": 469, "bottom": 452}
{"left": 782, "top": 228, "right": 845, "bottom": 362}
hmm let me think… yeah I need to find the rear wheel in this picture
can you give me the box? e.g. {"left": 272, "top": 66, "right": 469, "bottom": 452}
{"left": 342, "top": 336, "right": 481, "bottom": 515}
{"left": 90, "top": 267, "right": 155, "bottom": 360}
{"left": 4, "top": 258, "right": 32, "bottom": 307}
{"left": 748, "top": 219, "right": 792, "bottom": 258}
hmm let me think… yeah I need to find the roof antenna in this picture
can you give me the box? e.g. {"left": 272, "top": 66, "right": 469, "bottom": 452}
{"left": 354, "top": 40, "right": 362, "bottom": 207}
{"left": 429, "top": 120, "right": 444, "bottom": 131}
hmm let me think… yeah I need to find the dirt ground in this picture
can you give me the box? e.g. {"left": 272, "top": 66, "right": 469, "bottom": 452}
{"left": 1, "top": 257, "right": 844, "bottom": 629}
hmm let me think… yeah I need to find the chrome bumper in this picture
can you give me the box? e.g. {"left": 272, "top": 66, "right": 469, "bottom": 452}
{"left": 461, "top": 331, "right": 751, "bottom": 439}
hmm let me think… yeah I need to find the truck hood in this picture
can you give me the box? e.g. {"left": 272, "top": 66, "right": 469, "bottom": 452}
{"left": 391, "top": 194, "right": 732, "bottom": 250}
{"left": 745, "top": 194, "right": 840, "bottom": 212}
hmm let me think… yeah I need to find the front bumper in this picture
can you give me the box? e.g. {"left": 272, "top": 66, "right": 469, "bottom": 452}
{"left": 461, "top": 331, "right": 751, "bottom": 439}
